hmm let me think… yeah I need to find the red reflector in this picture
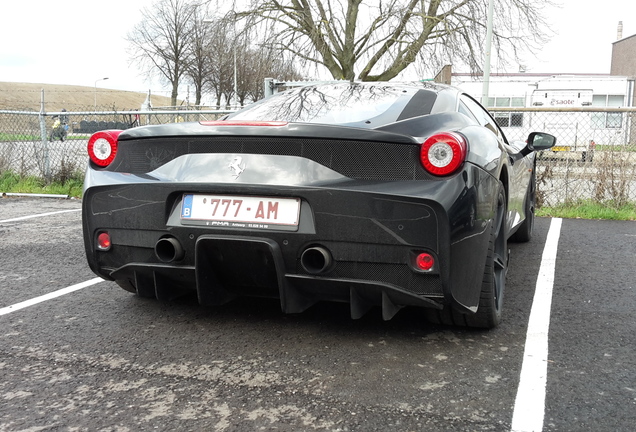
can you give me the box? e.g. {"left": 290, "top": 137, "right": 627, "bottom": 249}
{"left": 87, "top": 130, "right": 122, "bottom": 167}
{"left": 420, "top": 132, "right": 467, "bottom": 176}
{"left": 416, "top": 253, "right": 434, "bottom": 271}
{"left": 97, "top": 232, "right": 111, "bottom": 250}
{"left": 200, "top": 120, "right": 288, "bottom": 127}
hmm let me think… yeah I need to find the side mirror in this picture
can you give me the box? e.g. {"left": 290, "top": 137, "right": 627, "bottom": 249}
{"left": 527, "top": 132, "right": 557, "bottom": 151}
{"left": 515, "top": 132, "right": 557, "bottom": 159}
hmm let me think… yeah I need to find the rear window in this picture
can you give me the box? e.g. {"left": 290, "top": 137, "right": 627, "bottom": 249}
{"left": 228, "top": 83, "right": 436, "bottom": 126}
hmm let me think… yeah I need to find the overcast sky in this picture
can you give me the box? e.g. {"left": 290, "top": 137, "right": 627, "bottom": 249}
{"left": 1, "top": 0, "right": 634, "bottom": 99}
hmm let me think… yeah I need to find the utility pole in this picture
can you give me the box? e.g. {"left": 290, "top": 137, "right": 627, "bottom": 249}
{"left": 481, "top": 0, "right": 494, "bottom": 106}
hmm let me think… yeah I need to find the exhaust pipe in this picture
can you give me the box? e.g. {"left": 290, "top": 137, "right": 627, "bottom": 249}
{"left": 155, "top": 237, "right": 185, "bottom": 263}
{"left": 300, "top": 246, "right": 333, "bottom": 274}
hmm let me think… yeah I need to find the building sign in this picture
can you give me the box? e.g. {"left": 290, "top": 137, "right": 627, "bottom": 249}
{"left": 532, "top": 90, "right": 593, "bottom": 107}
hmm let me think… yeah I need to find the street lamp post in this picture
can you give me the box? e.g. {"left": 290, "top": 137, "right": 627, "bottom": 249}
{"left": 94, "top": 77, "right": 109, "bottom": 109}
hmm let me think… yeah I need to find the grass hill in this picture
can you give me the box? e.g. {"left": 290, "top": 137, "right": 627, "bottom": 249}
{"left": 0, "top": 82, "right": 177, "bottom": 112}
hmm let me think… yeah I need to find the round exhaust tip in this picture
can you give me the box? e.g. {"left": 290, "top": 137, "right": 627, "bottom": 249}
{"left": 155, "top": 237, "right": 185, "bottom": 263}
{"left": 300, "top": 246, "right": 333, "bottom": 274}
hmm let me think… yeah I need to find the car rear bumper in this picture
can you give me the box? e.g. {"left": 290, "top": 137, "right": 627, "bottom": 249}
{"left": 108, "top": 235, "right": 443, "bottom": 320}
{"left": 83, "top": 164, "right": 496, "bottom": 318}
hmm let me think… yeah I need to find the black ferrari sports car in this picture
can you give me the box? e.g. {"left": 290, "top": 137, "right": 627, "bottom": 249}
{"left": 82, "top": 82, "right": 555, "bottom": 328}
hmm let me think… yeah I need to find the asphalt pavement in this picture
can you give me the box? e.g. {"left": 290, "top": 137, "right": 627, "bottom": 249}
{"left": 0, "top": 196, "right": 635, "bottom": 431}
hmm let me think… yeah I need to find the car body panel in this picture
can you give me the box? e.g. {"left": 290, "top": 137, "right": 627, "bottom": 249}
{"left": 82, "top": 81, "right": 553, "bottom": 326}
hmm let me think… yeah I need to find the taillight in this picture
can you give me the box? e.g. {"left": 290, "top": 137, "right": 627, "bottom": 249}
{"left": 416, "top": 253, "right": 434, "bottom": 271}
{"left": 410, "top": 251, "right": 436, "bottom": 272}
{"left": 97, "top": 231, "right": 111, "bottom": 251}
{"left": 87, "top": 130, "right": 122, "bottom": 167}
{"left": 420, "top": 132, "right": 467, "bottom": 176}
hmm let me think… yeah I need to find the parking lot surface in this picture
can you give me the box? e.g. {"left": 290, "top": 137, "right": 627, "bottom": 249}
{"left": 0, "top": 196, "right": 635, "bottom": 431}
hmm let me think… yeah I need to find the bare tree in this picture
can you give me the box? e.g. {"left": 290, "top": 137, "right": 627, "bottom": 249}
{"left": 198, "top": 15, "right": 302, "bottom": 108}
{"left": 127, "top": 0, "right": 199, "bottom": 106}
{"left": 239, "top": 0, "right": 554, "bottom": 81}
{"left": 201, "top": 18, "right": 236, "bottom": 108}
{"left": 186, "top": 5, "right": 214, "bottom": 106}
{"left": 238, "top": 46, "right": 303, "bottom": 103}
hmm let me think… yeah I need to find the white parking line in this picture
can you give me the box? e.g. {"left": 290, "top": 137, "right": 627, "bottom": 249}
{"left": 0, "top": 277, "right": 104, "bottom": 316}
{"left": 0, "top": 209, "right": 81, "bottom": 224}
{"left": 511, "top": 218, "right": 563, "bottom": 432}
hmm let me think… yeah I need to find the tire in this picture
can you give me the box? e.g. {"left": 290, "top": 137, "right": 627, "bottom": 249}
{"left": 465, "top": 181, "right": 507, "bottom": 329}
{"left": 510, "top": 169, "right": 535, "bottom": 243}
{"left": 425, "top": 181, "right": 508, "bottom": 329}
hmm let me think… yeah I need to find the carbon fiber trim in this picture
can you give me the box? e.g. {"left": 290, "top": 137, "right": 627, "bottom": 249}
{"left": 107, "top": 136, "right": 435, "bottom": 181}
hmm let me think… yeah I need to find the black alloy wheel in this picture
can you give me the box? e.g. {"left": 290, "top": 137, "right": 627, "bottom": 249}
{"left": 465, "top": 181, "right": 508, "bottom": 329}
{"left": 425, "top": 181, "right": 508, "bottom": 329}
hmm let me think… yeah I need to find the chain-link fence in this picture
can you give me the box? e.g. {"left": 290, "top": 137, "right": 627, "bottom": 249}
{"left": 0, "top": 108, "right": 233, "bottom": 183}
{"left": 1, "top": 105, "right": 635, "bottom": 207}
{"left": 491, "top": 107, "right": 636, "bottom": 208}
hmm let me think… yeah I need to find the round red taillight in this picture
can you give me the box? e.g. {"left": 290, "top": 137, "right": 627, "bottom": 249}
{"left": 87, "top": 130, "right": 122, "bottom": 167}
{"left": 97, "top": 232, "right": 111, "bottom": 251}
{"left": 420, "top": 132, "right": 467, "bottom": 176}
{"left": 415, "top": 253, "right": 435, "bottom": 271}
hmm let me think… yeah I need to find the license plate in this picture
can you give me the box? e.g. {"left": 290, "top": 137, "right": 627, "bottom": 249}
{"left": 180, "top": 194, "right": 300, "bottom": 230}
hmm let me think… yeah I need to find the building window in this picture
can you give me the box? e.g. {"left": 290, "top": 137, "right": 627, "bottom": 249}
{"left": 487, "top": 97, "right": 525, "bottom": 128}
{"left": 494, "top": 113, "right": 510, "bottom": 127}
{"left": 591, "top": 94, "right": 624, "bottom": 129}
{"left": 511, "top": 97, "right": 525, "bottom": 107}
{"left": 495, "top": 97, "right": 510, "bottom": 107}
{"left": 511, "top": 113, "right": 524, "bottom": 126}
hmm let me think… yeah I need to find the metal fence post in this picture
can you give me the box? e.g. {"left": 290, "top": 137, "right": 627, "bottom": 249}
{"left": 264, "top": 78, "right": 274, "bottom": 99}
{"left": 38, "top": 89, "right": 51, "bottom": 180}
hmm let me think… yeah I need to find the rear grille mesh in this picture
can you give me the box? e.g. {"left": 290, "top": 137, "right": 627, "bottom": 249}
{"left": 108, "top": 136, "right": 434, "bottom": 181}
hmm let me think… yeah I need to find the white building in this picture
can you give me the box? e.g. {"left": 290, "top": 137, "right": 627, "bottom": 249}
{"left": 451, "top": 73, "right": 635, "bottom": 148}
